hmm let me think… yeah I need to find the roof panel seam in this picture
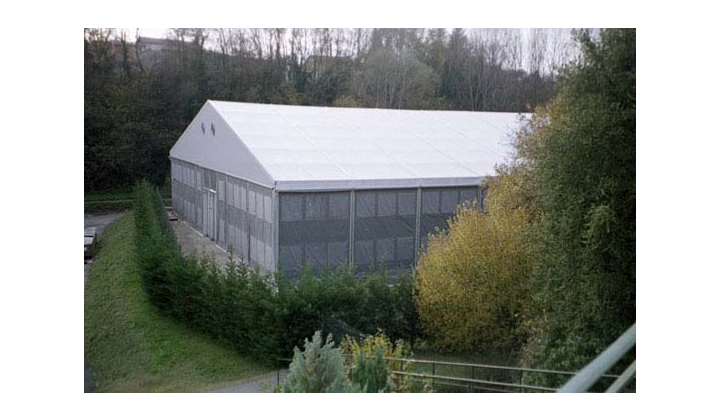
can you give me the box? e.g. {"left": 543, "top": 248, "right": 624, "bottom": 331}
{"left": 273, "top": 106, "right": 352, "bottom": 179}
{"left": 330, "top": 108, "right": 421, "bottom": 180}
{"left": 380, "top": 109, "right": 482, "bottom": 177}
{"left": 428, "top": 113, "right": 508, "bottom": 159}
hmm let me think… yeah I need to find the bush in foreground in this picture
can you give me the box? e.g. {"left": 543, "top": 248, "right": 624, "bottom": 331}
{"left": 341, "top": 332, "right": 414, "bottom": 392}
{"left": 281, "top": 332, "right": 350, "bottom": 393}
{"left": 281, "top": 331, "right": 421, "bottom": 393}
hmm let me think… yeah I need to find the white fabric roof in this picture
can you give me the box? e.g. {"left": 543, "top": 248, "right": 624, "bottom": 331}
{"left": 170, "top": 100, "right": 529, "bottom": 191}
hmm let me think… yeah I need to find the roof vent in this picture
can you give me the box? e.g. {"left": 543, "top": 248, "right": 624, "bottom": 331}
{"left": 211, "top": 123, "right": 216, "bottom": 136}
{"left": 201, "top": 122, "right": 206, "bottom": 135}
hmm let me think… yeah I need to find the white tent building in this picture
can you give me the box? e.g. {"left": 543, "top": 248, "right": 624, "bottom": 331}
{"left": 169, "top": 100, "right": 528, "bottom": 276}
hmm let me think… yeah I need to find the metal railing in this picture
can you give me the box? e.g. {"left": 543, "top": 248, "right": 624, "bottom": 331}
{"left": 384, "top": 357, "right": 619, "bottom": 393}
{"left": 277, "top": 328, "right": 635, "bottom": 393}
{"left": 558, "top": 323, "right": 636, "bottom": 393}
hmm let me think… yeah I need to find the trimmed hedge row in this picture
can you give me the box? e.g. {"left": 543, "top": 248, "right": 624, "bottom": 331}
{"left": 133, "top": 181, "right": 420, "bottom": 364}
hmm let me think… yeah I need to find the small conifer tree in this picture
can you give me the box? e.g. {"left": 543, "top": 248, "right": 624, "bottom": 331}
{"left": 281, "top": 331, "right": 348, "bottom": 393}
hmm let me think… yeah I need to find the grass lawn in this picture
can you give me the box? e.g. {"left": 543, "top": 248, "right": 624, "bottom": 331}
{"left": 84, "top": 213, "right": 272, "bottom": 392}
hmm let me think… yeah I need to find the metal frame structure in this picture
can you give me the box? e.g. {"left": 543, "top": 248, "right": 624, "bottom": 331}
{"left": 275, "top": 356, "right": 624, "bottom": 393}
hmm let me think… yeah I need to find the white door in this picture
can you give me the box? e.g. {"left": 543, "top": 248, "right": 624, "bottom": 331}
{"left": 203, "top": 189, "right": 216, "bottom": 240}
{"left": 207, "top": 190, "right": 216, "bottom": 240}
{"left": 202, "top": 192, "right": 208, "bottom": 236}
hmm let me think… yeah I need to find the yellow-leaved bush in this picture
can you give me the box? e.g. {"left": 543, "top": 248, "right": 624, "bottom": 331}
{"left": 415, "top": 174, "right": 533, "bottom": 351}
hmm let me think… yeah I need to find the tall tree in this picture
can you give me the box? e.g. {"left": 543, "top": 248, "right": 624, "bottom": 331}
{"left": 519, "top": 29, "right": 636, "bottom": 384}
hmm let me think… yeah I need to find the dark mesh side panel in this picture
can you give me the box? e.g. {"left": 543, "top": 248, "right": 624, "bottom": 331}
{"left": 354, "top": 189, "right": 416, "bottom": 273}
{"left": 419, "top": 187, "right": 477, "bottom": 253}
{"left": 217, "top": 177, "right": 274, "bottom": 272}
{"left": 460, "top": 187, "right": 479, "bottom": 208}
{"left": 279, "top": 192, "right": 350, "bottom": 277}
{"left": 172, "top": 160, "right": 204, "bottom": 232}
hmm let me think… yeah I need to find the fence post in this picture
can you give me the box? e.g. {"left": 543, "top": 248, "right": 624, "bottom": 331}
{"left": 470, "top": 366, "right": 475, "bottom": 392}
{"left": 432, "top": 363, "right": 436, "bottom": 390}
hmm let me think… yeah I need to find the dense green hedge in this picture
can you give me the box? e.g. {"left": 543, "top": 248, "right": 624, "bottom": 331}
{"left": 133, "top": 181, "right": 419, "bottom": 364}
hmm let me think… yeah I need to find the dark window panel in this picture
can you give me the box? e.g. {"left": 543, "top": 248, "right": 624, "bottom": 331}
{"left": 422, "top": 190, "right": 440, "bottom": 214}
{"left": 441, "top": 189, "right": 460, "bottom": 214}
{"left": 305, "top": 194, "right": 326, "bottom": 220}
{"left": 398, "top": 191, "right": 417, "bottom": 216}
{"left": 328, "top": 241, "right": 348, "bottom": 265}
{"left": 377, "top": 192, "right": 397, "bottom": 217}
{"left": 460, "top": 188, "right": 478, "bottom": 207}
{"left": 264, "top": 221, "right": 272, "bottom": 244}
{"left": 396, "top": 236, "right": 415, "bottom": 261}
{"left": 281, "top": 195, "right": 303, "bottom": 221}
{"left": 355, "top": 239, "right": 374, "bottom": 265}
{"left": 305, "top": 243, "right": 327, "bottom": 268}
{"left": 356, "top": 191, "right": 376, "bottom": 218}
{"left": 280, "top": 220, "right": 350, "bottom": 245}
{"left": 328, "top": 193, "right": 350, "bottom": 219}
{"left": 376, "top": 238, "right": 395, "bottom": 263}
{"left": 248, "top": 189, "right": 257, "bottom": 216}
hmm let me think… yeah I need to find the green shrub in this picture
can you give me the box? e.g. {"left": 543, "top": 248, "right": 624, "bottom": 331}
{"left": 341, "top": 332, "right": 415, "bottom": 393}
{"left": 281, "top": 332, "right": 350, "bottom": 393}
{"left": 350, "top": 346, "right": 388, "bottom": 392}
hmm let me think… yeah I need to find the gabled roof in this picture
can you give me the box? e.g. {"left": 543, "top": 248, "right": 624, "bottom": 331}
{"left": 170, "top": 100, "right": 529, "bottom": 191}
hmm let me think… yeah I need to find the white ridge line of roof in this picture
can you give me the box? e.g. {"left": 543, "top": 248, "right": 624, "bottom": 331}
{"left": 327, "top": 107, "right": 421, "bottom": 180}
{"left": 272, "top": 105, "right": 353, "bottom": 180}
{"left": 426, "top": 112, "right": 508, "bottom": 159}
{"left": 379, "top": 108, "right": 482, "bottom": 178}
{"left": 205, "top": 101, "right": 277, "bottom": 186}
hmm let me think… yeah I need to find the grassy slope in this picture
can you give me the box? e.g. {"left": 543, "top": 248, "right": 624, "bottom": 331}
{"left": 84, "top": 213, "right": 271, "bottom": 392}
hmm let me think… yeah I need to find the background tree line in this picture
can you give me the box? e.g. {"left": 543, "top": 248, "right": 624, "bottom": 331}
{"left": 415, "top": 28, "right": 635, "bottom": 388}
{"left": 85, "top": 28, "right": 578, "bottom": 192}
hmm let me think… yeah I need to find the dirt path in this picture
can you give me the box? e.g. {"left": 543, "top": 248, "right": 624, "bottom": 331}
{"left": 171, "top": 219, "right": 232, "bottom": 268}
{"left": 210, "top": 370, "right": 288, "bottom": 393}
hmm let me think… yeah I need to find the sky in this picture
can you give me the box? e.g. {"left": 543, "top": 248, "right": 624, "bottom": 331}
{"left": 112, "top": 28, "right": 579, "bottom": 74}
{"left": 118, "top": 28, "right": 170, "bottom": 39}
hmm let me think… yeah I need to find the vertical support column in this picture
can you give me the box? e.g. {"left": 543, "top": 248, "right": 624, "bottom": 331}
{"left": 273, "top": 190, "right": 280, "bottom": 274}
{"left": 349, "top": 190, "right": 355, "bottom": 267}
{"left": 414, "top": 187, "right": 422, "bottom": 265}
{"left": 479, "top": 185, "right": 487, "bottom": 212}
{"left": 246, "top": 180, "right": 251, "bottom": 264}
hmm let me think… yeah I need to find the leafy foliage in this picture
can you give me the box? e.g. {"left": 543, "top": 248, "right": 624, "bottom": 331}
{"left": 515, "top": 29, "right": 636, "bottom": 384}
{"left": 415, "top": 190, "right": 533, "bottom": 351}
{"left": 341, "top": 332, "right": 414, "bottom": 393}
{"left": 413, "top": 29, "right": 635, "bottom": 379}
